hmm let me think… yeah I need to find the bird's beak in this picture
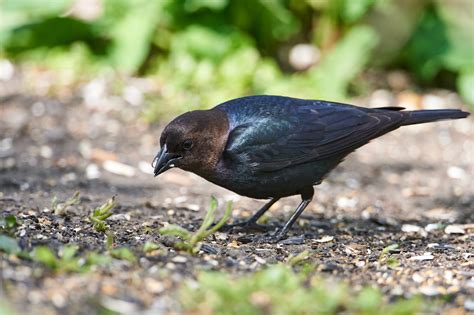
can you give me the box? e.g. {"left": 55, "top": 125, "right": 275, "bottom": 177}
{"left": 151, "top": 144, "right": 182, "bottom": 177}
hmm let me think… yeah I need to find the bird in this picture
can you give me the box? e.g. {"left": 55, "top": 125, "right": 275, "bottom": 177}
{"left": 152, "top": 95, "right": 469, "bottom": 242}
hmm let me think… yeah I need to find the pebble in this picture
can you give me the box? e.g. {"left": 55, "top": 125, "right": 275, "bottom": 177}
{"left": 419, "top": 285, "right": 440, "bottom": 296}
{"left": 314, "top": 236, "right": 334, "bottom": 243}
{"left": 465, "top": 299, "right": 474, "bottom": 312}
{"left": 355, "top": 261, "right": 366, "bottom": 268}
{"left": 401, "top": 224, "right": 427, "bottom": 236}
{"left": 280, "top": 236, "right": 305, "bottom": 245}
{"left": 447, "top": 166, "right": 466, "bottom": 180}
{"left": 144, "top": 278, "right": 164, "bottom": 294}
{"left": 103, "top": 160, "right": 136, "bottom": 177}
{"left": 445, "top": 225, "right": 466, "bottom": 234}
{"left": 424, "top": 223, "right": 443, "bottom": 232}
{"left": 410, "top": 252, "right": 434, "bottom": 261}
{"left": 86, "top": 163, "right": 101, "bottom": 179}
{"left": 171, "top": 256, "right": 188, "bottom": 263}
{"left": 254, "top": 255, "right": 266, "bottom": 264}
{"left": 427, "top": 243, "right": 454, "bottom": 251}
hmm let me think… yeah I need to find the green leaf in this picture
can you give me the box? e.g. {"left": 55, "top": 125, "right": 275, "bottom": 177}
{"left": 61, "top": 245, "right": 79, "bottom": 261}
{"left": 184, "top": 0, "right": 228, "bottom": 12}
{"left": 458, "top": 71, "right": 474, "bottom": 107}
{"left": 355, "top": 287, "right": 382, "bottom": 312}
{"left": 108, "top": 0, "right": 162, "bottom": 73}
{"left": 2, "top": 17, "right": 99, "bottom": 55}
{"left": 33, "top": 246, "right": 59, "bottom": 269}
{"left": 1, "top": 0, "right": 72, "bottom": 17}
{"left": 0, "top": 215, "right": 18, "bottom": 234}
{"left": 159, "top": 224, "right": 191, "bottom": 239}
{"left": 381, "top": 244, "right": 399, "bottom": 255}
{"left": 403, "top": 8, "right": 449, "bottom": 81}
{"left": 143, "top": 241, "right": 161, "bottom": 253}
{"left": 341, "top": 0, "right": 376, "bottom": 23}
{"left": 86, "top": 252, "right": 112, "bottom": 267}
{"left": 0, "top": 235, "right": 21, "bottom": 254}
{"left": 310, "top": 25, "right": 379, "bottom": 99}
{"left": 110, "top": 247, "right": 137, "bottom": 263}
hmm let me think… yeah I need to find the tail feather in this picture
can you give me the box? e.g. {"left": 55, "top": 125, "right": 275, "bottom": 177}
{"left": 402, "top": 109, "right": 470, "bottom": 126}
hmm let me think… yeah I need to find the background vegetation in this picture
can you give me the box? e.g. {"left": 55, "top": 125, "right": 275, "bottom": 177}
{"left": 1, "top": 0, "right": 473, "bottom": 118}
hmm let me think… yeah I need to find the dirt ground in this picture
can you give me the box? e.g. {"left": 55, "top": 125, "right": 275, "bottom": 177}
{"left": 0, "top": 78, "right": 473, "bottom": 314}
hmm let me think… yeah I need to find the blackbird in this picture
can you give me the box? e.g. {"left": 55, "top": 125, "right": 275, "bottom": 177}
{"left": 152, "top": 95, "right": 469, "bottom": 242}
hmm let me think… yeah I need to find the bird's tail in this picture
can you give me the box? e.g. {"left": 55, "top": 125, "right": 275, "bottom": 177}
{"left": 402, "top": 109, "right": 470, "bottom": 126}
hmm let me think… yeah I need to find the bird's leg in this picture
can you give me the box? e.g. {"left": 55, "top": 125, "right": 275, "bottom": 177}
{"left": 220, "top": 198, "right": 279, "bottom": 232}
{"left": 268, "top": 187, "right": 314, "bottom": 242}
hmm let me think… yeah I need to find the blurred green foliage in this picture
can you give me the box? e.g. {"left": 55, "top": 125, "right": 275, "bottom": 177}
{"left": 180, "top": 264, "right": 428, "bottom": 315}
{"left": 1, "top": 0, "right": 473, "bottom": 115}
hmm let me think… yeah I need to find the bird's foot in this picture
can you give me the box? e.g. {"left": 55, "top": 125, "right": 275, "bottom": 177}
{"left": 219, "top": 220, "right": 272, "bottom": 233}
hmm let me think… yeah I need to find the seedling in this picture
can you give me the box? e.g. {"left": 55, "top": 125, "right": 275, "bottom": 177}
{"left": 181, "top": 264, "right": 424, "bottom": 315}
{"left": 159, "top": 197, "right": 232, "bottom": 254}
{"left": 0, "top": 214, "right": 18, "bottom": 236}
{"left": 105, "top": 231, "right": 137, "bottom": 263}
{"left": 0, "top": 235, "right": 21, "bottom": 255}
{"left": 143, "top": 241, "right": 161, "bottom": 255}
{"left": 32, "top": 245, "right": 112, "bottom": 273}
{"left": 52, "top": 191, "right": 81, "bottom": 216}
{"left": 90, "top": 196, "right": 116, "bottom": 233}
{"left": 286, "top": 250, "right": 310, "bottom": 266}
{"left": 379, "top": 243, "right": 400, "bottom": 269}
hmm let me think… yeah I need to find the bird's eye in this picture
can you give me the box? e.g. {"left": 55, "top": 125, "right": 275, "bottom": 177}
{"left": 182, "top": 139, "right": 193, "bottom": 151}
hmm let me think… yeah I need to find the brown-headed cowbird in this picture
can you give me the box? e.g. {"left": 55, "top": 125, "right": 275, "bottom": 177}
{"left": 152, "top": 95, "right": 469, "bottom": 242}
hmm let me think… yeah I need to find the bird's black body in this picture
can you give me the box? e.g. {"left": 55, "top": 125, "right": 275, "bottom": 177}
{"left": 208, "top": 96, "right": 466, "bottom": 199}
{"left": 153, "top": 95, "right": 469, "bottom": 242}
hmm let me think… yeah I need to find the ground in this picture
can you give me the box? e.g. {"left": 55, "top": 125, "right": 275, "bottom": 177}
{"left": 0, "top": 80, "right": 473, "bottom": 314}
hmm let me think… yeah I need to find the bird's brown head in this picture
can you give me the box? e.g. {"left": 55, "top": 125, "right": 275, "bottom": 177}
{"left": 152, "top": 109, "right": 229, "bottom": 177}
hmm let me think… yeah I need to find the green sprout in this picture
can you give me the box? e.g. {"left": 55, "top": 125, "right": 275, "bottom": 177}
{"left": 143, "top": 241, "right": 161, "bottom": 255}
{"left": 52, "top": 191, "right": 81, "bottom": 216}
{"left": 90, "top": 196, "right": 117, "bottom": 233}
{"left": 159, "top": 197, "right": 232, "bottom": 254}
{"left": 0, "top": 214, "right": 18, "bottom": 235}
{"left": 379, "top": 244, "right": 400, "bottom": 269}
{"left": 286, "top": 250, "right": 310, "bottom": 267}
{"left": 32, "top": 245, "right": 112, "bottom": 273}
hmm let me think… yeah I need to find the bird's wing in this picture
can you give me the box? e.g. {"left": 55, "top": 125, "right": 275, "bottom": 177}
{"left": 224, "top": 103, "right": 406, "bottom": 172}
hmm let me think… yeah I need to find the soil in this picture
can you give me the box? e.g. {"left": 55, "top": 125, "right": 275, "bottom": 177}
{"left": 0, "top": 79, "right": 473, "bottom": 315}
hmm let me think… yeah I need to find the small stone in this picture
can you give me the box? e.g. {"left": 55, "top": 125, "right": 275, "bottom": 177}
{"left": 410, "top": 252, "right": 434, "bottom": 261}
{"left": 214, "top": 232, "right": 228, "bottom": 241}
{"left": 465, "top": 299, "right": 474, "bottom": 312}
{"left": 314, "top": 236, "right": 334, "bottom": 243}
{"left": 185, "top": 204, "right": 200, "bottom": 212}
{"left": 165, "top": 262, "right": 176, "bottom": 270}
{"left": 402, "top": 224, "right": 427, "bottom": 237}
{"left": 86, "top": 163, "right": 101, "bottom": 179}
{"left": 445, "top": 225, "right": 465, "bottom": 234}
{"left": 103, "top": 160, "right": 136, "bottom": 177}
{"left": 144, "top": 278, "right": 165, "bottom": 294}
{"left": 424, "top": 223, "right": 443, "bottom": 232}
{"left": 412, "top": 273, "right": 424, "bottom": 283}
{"left": 355, "top": 261, "right": 365, "bottom": 268}
{"left": 280, "top": 235, "right": 305, "bottom": 245}
{"left": 254, "top": 255, "right": 266, "bottom": 265}
{"left": 419, "top": 285, "right": 440, "bottom": 296}
{"left": 447, "top": 166, "right": 466, "bottom": 180}
{"left": 171, "top": 256, "right": 188, "bottom": 263}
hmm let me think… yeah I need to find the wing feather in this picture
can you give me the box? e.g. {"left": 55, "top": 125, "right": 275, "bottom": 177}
{"left": 223, "top": 100, "right": 406, "bottom": 172}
